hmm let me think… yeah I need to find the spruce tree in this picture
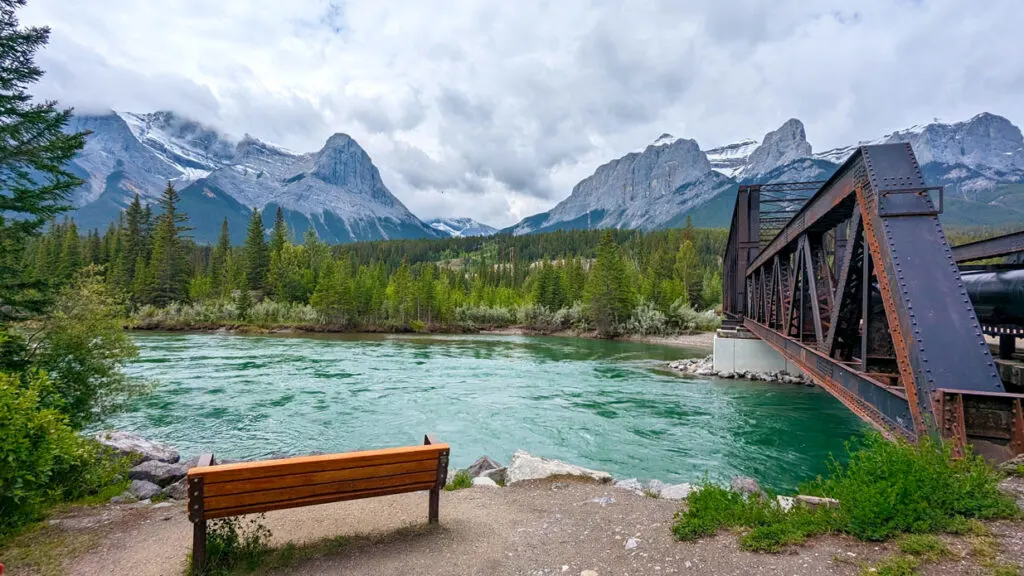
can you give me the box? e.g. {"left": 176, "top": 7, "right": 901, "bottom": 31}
{"left": 243, "top": 208, "right": 268, "bottom": 291}
{"left": 269, "top": 206, "right": 288, "bottom": 256}
{"left": 56, "top": 219, "right": 80, "bottom": 280}
{"left": 209, "top": 217, "right": 230, "bottom": 295}
{"left": 147, "top": 182, "right": 192, "bottom": 306}
{"left": 585, "top": 231, "right": 635, "bottom": 335}
{"left": 0, "top": 1, "right": 88, "bottom": 323}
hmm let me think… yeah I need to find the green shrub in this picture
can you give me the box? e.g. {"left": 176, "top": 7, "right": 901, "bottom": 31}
{"left": 864, "top": 554, "right": 920, "bottom": 576}
{"left": 199, "top": 515, "right": 272, "bottom": 575}
{"left": 0, "top": 371, "right": 130, "bottom": 536}
{"left": 805, "top": 433, "right": 1018, "bottom": 541}
{"left": 671, "top": 483, "right": 836, "bottom": 552}
{"left": 897, "top": 534, "right": 951, "bottom": 561}
{"left": 444, "top": 470, "right": 473, "bottom": 491}
{"left": 672, "top": 432, "right": 1018, "bottom": 553}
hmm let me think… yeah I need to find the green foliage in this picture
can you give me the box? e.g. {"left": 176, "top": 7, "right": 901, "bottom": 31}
{"left": 199, "top": 515, "right": 272, "bottom": 575}
{"left": 244, "top": 209, "right": 269, "bottom": 292}
{"left": 862, "top": 555, "right": 920, "bottom": 576}
{"left": 146, "top": 182, "right": 192, "bottom": 306}
{"left": 670, "top": 483, "right": 837, "bottom": 553}
{"left": 445, "top": 470, "right": 473, "bottom": 491}
{"left": 0, "top": 371, "right": 131, "bottom": 536}
{"left": 805, "top": 433, "right": 1018, "bottom": 541}
{"left": 0, "top": 0, "right": 88, "bottom": 321}
{"left": 673, "top": 432, "right": 1018, "bottom": 553}
{"left": 32, "top": 266, "right": 146, "bottom": 429}
{"left": 585, "top": 231, "right": 636, "bottom": 336}
{"left": 896, "top": 534, "right": 952, "bottom": 561}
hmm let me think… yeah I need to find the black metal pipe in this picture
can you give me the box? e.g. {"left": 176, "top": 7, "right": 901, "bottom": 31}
{"left": 962, "top": 269, "right": 1024, "bottom": 326}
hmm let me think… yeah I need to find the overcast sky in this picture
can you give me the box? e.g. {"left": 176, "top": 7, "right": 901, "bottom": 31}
{"left": 22, "top": 0, "right": 1024, "bottom": 227}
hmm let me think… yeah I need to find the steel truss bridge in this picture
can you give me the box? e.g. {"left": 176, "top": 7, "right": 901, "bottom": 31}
{"left": 723, "top": 143, "right": 1024, "bottom": 462}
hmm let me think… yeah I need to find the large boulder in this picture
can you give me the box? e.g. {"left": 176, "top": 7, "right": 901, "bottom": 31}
{"left": 130, "top": 460, "right": 188, "bottom": 487}
{"left": 467, "top": 456, "right": 503, "bottom": 477}
{"left": 795, "top": 495, "right": 840, "bottom": 510}
{"left": 128, "top": 479, "right": 162, "bottom": 500}
{"left": 658, "top": 483, "right": 695, "bottom": 500}
{"left": 94, "top": 431, "right": 179, "bottom": 465}
{"left": 471, "top": 476, "right": 499, "bottom": 488}
{"left": 613, "top": 478, "right": 645, "bottom": 495}
{"left": 997, "top": 454, "right": 1024, "bottom": 475}
{"left": 505, "top": 450, "right": 612, "bottom": 485}
{"left": 163, "top": 477, "right": 188, "bottom": 500}
{"left": 730, "top": 476, "right": 763, "bottom": 497}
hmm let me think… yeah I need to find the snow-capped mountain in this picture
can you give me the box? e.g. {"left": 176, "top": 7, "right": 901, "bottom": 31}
{"left": 427, "top": 217, "right": 498, "bottom": 237}
{"left": 510, "top": 134, "right": 734, "bottom": 234}
{"left": 508, "top": 113, "right": 1024, "bottom": 234}
{"left": 66, "top": 111, "right": 439, "bottom": 244}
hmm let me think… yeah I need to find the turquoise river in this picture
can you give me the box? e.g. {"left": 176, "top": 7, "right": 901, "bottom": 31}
{"left": 106, "top": 333, "right": 866, "bottom": 492}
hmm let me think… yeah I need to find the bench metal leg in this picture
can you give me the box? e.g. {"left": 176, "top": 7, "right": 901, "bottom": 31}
{"left": 192, "top": 520, "right": 207, "bottom": 575}
{"left": 428, "top": 488, "right": 440, "bottom": 523}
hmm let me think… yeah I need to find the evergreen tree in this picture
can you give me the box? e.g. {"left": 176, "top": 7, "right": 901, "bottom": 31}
{"left": 146, "top": 182, "right": 191, "bottom": 306}
{"left": 0, "top": 0, "right": 88, "bottom": 324}
{"left": 585, "top": 231, "right": 635, "bottom": 335}
{"left": 243, "top": 208, "right": 268, "bottom": 291}
{"left": 269, "top": 206, "right": 288, "bottom": 256}
{"left": 209, "top": 218, "right": 231, "bottom": 295}
{"left": 56, "top": 219, "right": 80, "bottom": 280}
{"left": 675, "top": 239, "right": 701, "bottom": 306}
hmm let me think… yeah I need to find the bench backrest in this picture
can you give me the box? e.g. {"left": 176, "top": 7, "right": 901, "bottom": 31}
{"left": 187, "top": 440, "right": 450, "bottom": 521}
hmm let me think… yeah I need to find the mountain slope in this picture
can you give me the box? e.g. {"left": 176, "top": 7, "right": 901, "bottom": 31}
{"left": 510, "top": 113, "right": 1024, "bottom": 234}
{"left": 66, "top": 111, "right": 439, "bottom": 244}
{"left": 427, "top": 217, "right": 498, "bottom": 237}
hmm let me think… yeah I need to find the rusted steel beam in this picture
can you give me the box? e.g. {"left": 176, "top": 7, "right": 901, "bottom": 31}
{"left": 744, "top": 317, "right": 916, "bottom": 440}
{"left": 952, "top": 230, "right": 1024, "bottom": 263}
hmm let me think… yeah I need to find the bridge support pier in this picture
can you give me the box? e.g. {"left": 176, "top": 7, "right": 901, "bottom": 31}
{"left": 713, "top": 329, "right": 805, "bottom": 376}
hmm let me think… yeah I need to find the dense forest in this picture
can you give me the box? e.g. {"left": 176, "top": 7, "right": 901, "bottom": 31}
{"left": 22, "top": 184, "right": 727, "bottom": 336}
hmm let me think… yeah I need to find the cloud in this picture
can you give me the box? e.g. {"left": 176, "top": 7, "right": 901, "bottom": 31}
{"left": 18, "top": 0, "right": 1024, "bottom": 227}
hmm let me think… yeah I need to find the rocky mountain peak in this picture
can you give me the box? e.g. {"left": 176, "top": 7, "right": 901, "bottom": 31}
{"left": 742, "top": 118, "right": 813, "bottom": 178}
{"left": 880, "top": 112, "right": 1024, "bottom": 172}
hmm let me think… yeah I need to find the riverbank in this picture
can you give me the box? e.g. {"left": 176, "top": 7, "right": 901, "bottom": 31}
{"left": 6, "top": 477, "right": 1022, "bottom": 576}
{"left": 125, "top": 322, "right": 716, "bottom": 351}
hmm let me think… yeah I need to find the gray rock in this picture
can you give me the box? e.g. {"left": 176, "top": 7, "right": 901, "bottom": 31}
{"left": 163, "top": 478, "right": 188, "bottom": 500}
{"left": 152, "top": 502, "right": 173, "bottom": 509}
{"left": 658, "top": 483, "right": 695, "bottom": 500}
{"left": 480, "top": 467, "right": 507, "bottom": 485}
{"left": 743, "top": 119, "right": 813, "bottom": 178}
{"left": 129, "top": 460, "right": 188, "bottom": 487}
{"left": 717, "top": 371, "right": 735, "bottom": 379}
{"left": 506, "top": 450, "right": 613, "bottom": 485}
{"left": 646, "top": 479, "right": 667, "bottom": 495}
{"left": 730, "top": 476, "right": 763, "bottom": 497}
{"left": 588, "top": 496, "right": 615, "bottom": 506}
{"left": 613, "top": 478, "right": 645, "bottom": 494}
{"left": 128, "top": 479, "right": 162, "bottom": 500}
{"left": 624, "top": 537, "right": 639, "bottom": 550}
{"left": 110, "top": 492, "right": 138, "bottom": 505}
{"left": 997, "top": 454, "right": 1024, "bottom": 474}
{"left": 94, "top": 431, "right": 179, "bottom": 465}
{"left": 471, "top": 477, "right": 499, "bottom": 488}
{"left": 467, "top": 456, "right": 504, "bottom": 478}
{"left": 776, "top": 495, "right": 795, "bottom": 512}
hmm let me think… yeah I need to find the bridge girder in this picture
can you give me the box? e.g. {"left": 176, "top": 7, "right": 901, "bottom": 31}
{"left": 724, "top": 143, "right": 1024, "bottom": 461}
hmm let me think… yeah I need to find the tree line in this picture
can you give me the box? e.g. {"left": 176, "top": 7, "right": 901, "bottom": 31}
{"left": 22, "top": 189, "right": 728, "bottom": 336}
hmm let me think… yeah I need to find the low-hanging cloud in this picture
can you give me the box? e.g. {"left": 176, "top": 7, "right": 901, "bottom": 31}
{"left": 19, "top": 0, "right": 1024, "bottom": 227}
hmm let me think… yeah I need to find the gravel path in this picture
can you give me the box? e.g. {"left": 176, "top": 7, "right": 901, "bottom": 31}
{"left": 12, "top": 478, "right": 1008, "bottom": 575}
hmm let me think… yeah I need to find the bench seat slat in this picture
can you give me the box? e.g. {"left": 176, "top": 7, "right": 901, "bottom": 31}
{"left": 203, "top": 459, "right": 439, "bottom": 497}
{"left": 204, "top": 470, "right": 439, "bottom": 513}
{"left": 203, "top": 481, "right": 438, "bottom": 519}
{"left": 189, "top": 444, "right": 449, "bottom": 484}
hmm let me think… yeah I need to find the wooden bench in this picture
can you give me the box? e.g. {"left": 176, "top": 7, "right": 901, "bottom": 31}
{"left": 186, "top": 435, "right": 450, "bottom": 574}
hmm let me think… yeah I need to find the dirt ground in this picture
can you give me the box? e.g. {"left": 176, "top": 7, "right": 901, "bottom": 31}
{"left": 7, "top": 478, "right": 1021, "bottom": 576}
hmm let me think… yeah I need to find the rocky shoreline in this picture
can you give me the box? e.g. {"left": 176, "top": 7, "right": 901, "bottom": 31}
{"left": 667, "top": 354, "right": 813, "bottom": 385}
{"left": 94, "top": 431, "right": 832, "bottom": 510}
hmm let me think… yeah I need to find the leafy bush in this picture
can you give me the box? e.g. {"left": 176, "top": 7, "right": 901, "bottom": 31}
{"left": 666, "top": 298, "right": 721, "bottom": 332}
{"left": 671, "top": 483, "right": 836, "bottom": 552}
{"left": 199, "top": 515, "right": 272, "bottom": 575}
{"left": 0, "top": 371, "right": 130, "bottom": 536}
{"left": 805, "top": 433, "right": 1018, "bottom": 541}
{"left": 673, "top": 432, "right": 1019, "bottom": 553}
{"left": 444, "top": 470, "right": 473, "bottom": 491}
{"left": 33, "top": 268, "right": 147, "bottom": 429}
{"left": 453, "top": 305, "right": 515, "bottom": 328}
{"left": 626, "top": 299, "right": 668, "bottom": 335}
{"left": 552, "top": 301, "right": 590, "bottom": 332}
